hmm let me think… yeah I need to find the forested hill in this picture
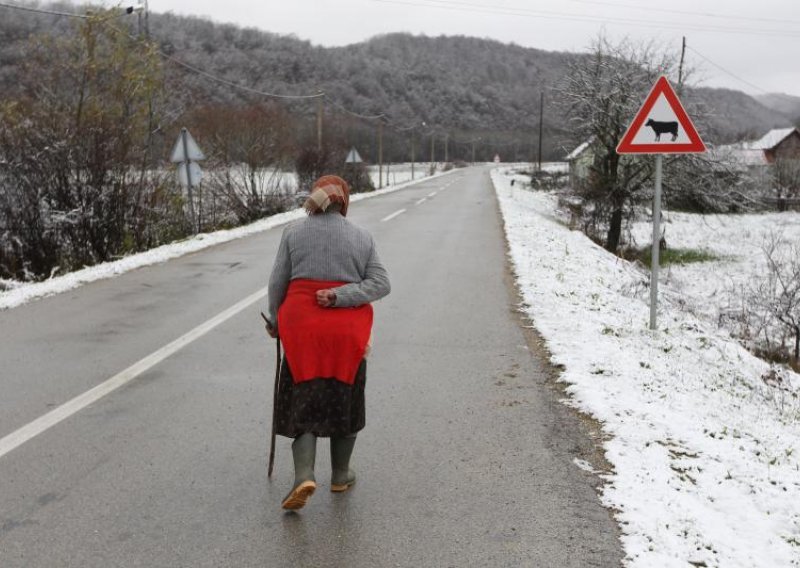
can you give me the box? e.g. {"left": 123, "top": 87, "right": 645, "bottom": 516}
{"left": 755, "top": 93, "right": 800, "bottom": 123}
{"left": 0, "top": 3, "right": 794, "bottom": 153}
{"left": 149, "top": 16, "right": 573, "bottom": 135}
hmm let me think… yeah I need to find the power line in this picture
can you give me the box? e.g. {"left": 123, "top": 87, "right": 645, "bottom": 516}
{"left": 0, "top": 1, "right": 487, "bottom": 140}
{"left": 0, "top": 2, "right": 324, "bottom": 100}
{"left": 686, "top": 45, "right": 771, "bottom": 95}
{"left": 371, "top": 0, "right": 800, "bottom": 38}
{"left": 160, "top": 52, "right": 323, "bottom": 100}
{"left": 327, "top": 99, "right": 384, "bottom": 120}
{"left": 566, "top": 0, "right": 800, "bottom": 27}
{"left": 0, "top": 1, "right": 135, "bottom": 19}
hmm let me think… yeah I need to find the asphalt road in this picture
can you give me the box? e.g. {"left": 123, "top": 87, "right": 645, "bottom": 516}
{"left": 0, "top": 167, "right": 622, "bottom": 567}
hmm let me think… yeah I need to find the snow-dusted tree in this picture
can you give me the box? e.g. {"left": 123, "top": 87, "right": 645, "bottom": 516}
{"left": 557, "top": 35, "right": 743, "bottom": 251}
{"left": 557, "top": 36, "right": 677, "bottom": 250}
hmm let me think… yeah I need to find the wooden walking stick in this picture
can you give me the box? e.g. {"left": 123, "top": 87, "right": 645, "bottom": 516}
{"left": 261, "top": 312, "right": 281, "bottom": 479}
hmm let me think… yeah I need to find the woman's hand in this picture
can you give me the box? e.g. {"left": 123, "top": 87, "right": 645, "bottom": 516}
{"left": 261, "top": 312, "right": 278, "bottom": 338}
{"left": 316, "top": 289, "right": 337, "bottom": 308}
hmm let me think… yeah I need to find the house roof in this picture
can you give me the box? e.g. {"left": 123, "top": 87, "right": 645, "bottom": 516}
{"left": 745, "top": 127, "right": 799, "bottom": 151}
{"left": 708, "top": 144, "right": 769, "bottom": 168}
{"left": 565, "top": 139, "right": 592, "bottom": 161}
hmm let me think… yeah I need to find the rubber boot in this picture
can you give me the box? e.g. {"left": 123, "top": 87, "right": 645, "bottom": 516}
{"left": 281, "top": 433, "right": 317, "bottom": 510}
{"left": 330, "top": 434, "right": 357, "bottom": 493}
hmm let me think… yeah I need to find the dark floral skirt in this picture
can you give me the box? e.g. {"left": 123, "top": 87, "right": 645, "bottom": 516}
{"left": 275, "top": 358, "right": 367, "bottom": 439}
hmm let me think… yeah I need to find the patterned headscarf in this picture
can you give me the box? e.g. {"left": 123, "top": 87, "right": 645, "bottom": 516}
{"left": 303, "top": 175, "right": 350, "bottom": 217}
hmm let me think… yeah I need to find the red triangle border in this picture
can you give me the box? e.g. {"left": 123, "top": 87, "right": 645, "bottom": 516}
{"left": 616, "top": 76, "right": 706, "bottom": 155}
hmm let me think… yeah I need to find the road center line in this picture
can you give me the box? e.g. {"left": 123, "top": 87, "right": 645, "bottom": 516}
{"left": 381, "top": 209, "right": 406, "bottom": 222}
{"left": 0, "top": 286, "right": 269, "bottom": 461}
{"left": 428, "top": 191, "right": 437, "bottom": 197}
{"left": 415, "top": 198, "right": 427, "bottom": 205}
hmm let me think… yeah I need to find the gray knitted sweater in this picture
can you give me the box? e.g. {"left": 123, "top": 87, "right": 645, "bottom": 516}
{"left": 267, "top": 212, "right": 391, "bottom": 329}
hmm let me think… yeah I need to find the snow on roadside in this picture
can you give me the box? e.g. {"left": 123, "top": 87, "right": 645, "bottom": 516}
{"left": 0, "top": 169, "right": 459, "bottom": 311}
{"left": 492, "top": 168, "right": 800, "bottom": 567}
{"left": 628, "top": 209, "right": 800, "bottom": 324}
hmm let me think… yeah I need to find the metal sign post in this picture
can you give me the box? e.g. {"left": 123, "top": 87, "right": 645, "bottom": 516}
{"left": 616, "top": 76, "right": 706, "bottom": 330}
{"left": 181, "top": 129, "right": 197, "bottom": 232}
{"left": 170, "top": 127, "right": 206, "bottom": 234}
{"left": 650, "top": 155, "right": 663, "bottom": 330}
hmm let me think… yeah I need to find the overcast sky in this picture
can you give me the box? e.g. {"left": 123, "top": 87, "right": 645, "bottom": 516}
{"left": 133, "top": 0, "right": 799, "bottom": 97}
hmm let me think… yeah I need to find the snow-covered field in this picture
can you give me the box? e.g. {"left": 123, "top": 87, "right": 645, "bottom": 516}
{"left": 628, "top": 208, "right": 800, "bottom": 325}
{"left": 493, "top": 168, "right": 800, "bottom": 567}
{"left": 367, "top": 162, "right": 443, "bottom": 187}
{"left": 181, "top": 162, "right": 445, "bottom": 196}
{"left": 0, "top": 167, "right": 459, "bottom": 310}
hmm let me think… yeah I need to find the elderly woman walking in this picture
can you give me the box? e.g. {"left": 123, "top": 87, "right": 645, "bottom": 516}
{"left": 266, "top": 175, "right": 391, "bottom": 511}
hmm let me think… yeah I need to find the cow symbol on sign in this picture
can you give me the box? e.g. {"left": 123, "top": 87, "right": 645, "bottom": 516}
{"left": 646, "top": 119, "right": 679, "bottom": 142}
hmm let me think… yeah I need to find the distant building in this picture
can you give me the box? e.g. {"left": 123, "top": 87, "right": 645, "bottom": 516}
{"left": 708, "top": 127, "right": 800, "bottom": 173}
{"left": 565, "top": 137, "right": 595, "bottom": 187}
{"left": 746, "top": 127, "right": 800, "bottom": 163}
{"left": 566, "top": 127, "right": 800, "bottom": 189}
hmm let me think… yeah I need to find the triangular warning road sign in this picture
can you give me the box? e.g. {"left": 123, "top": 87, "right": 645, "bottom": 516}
{"left": 170, "top": 128, "right": 206, "bottom": 163}
{"left": 345, "top": 147, "right": 363, "bottom": 164}
{"left": 616, "top": 76, "right": 706, "bottom": 155}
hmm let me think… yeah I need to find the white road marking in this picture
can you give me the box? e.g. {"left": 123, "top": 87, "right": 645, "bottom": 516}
{"left": 381, "top": 209, "right": 407, "bottom": 222}
{"left": 428, "top": 191, "right": 437, "bottom": 197}
{"left": 0, "top": 286, "right": 269, "bottom": 461}
{"left": 415, "top": 198, "right": 427, "bottom": 205}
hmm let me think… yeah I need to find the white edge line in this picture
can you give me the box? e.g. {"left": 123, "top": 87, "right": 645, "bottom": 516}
{"left": 0, "top": 286, "right": 269, "bottom": 460}
{"left": 381, "top": 209, "right": 407, "bottom": 222}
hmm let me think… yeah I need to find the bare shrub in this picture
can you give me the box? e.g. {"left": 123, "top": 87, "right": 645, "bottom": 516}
{"left": 0, "top": 12, "right": 168, "bottom": 280}
{"left": 187, "top": 103, "right": 296, "bottom": 227}
{"left": 733, "top": 233, "right": 800, "bottom": 366}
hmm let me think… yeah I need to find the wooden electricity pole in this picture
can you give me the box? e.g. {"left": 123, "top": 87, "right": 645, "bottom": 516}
{"left": 538, "top": 92, "right": 544, "bottom": 171}
{"left": 430, "top": 132, "right": 435, "bottom": 174}
{"left": 316, "top": 92, "right": 324, "bottom": 152}
{"left": 378, "top": 121, "right": 384, "bottom": 189}
{"left": 677, "top": 36, "right": 687, "bottom": 94}
{"left": 411, "top": 131, "right": 416, "bottom": 180}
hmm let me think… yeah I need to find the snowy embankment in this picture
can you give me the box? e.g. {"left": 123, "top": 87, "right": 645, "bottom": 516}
{"left": 0, "top": 168, "right": 459, "bottom": 310}
{"left": 492, "top": 168, "right": 800, "bottom": 567}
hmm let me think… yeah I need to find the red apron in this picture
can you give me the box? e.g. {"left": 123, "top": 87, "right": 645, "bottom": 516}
{"left": 277, "top": 279, "right": 373, "bottom": 385}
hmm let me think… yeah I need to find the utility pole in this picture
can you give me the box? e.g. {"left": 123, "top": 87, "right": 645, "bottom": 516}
{"left": 378, "top": 120, "right": 384, "bottom": 189}
{"left": 444, "top": 133, "right": 449, "bottom": 163}
{"left": 471, "top": 139, "right": 476, "bottom": 164}
{"left": 677, "top": 36, "right": 687, "bottom": 94}
{"left": 538, "top": 92, "right": 544, "bottom": 171}
{"left": 316, "top": 92, "right": 324, "bottom": 152}
{"left": 143, "top": 0, "right": 149, "bottom": 38}
{"left": 430, "top": 132, "right": 435, "bottom": 175}
{"left": 411, "top": 131, "right": 416, "bottom": 180}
